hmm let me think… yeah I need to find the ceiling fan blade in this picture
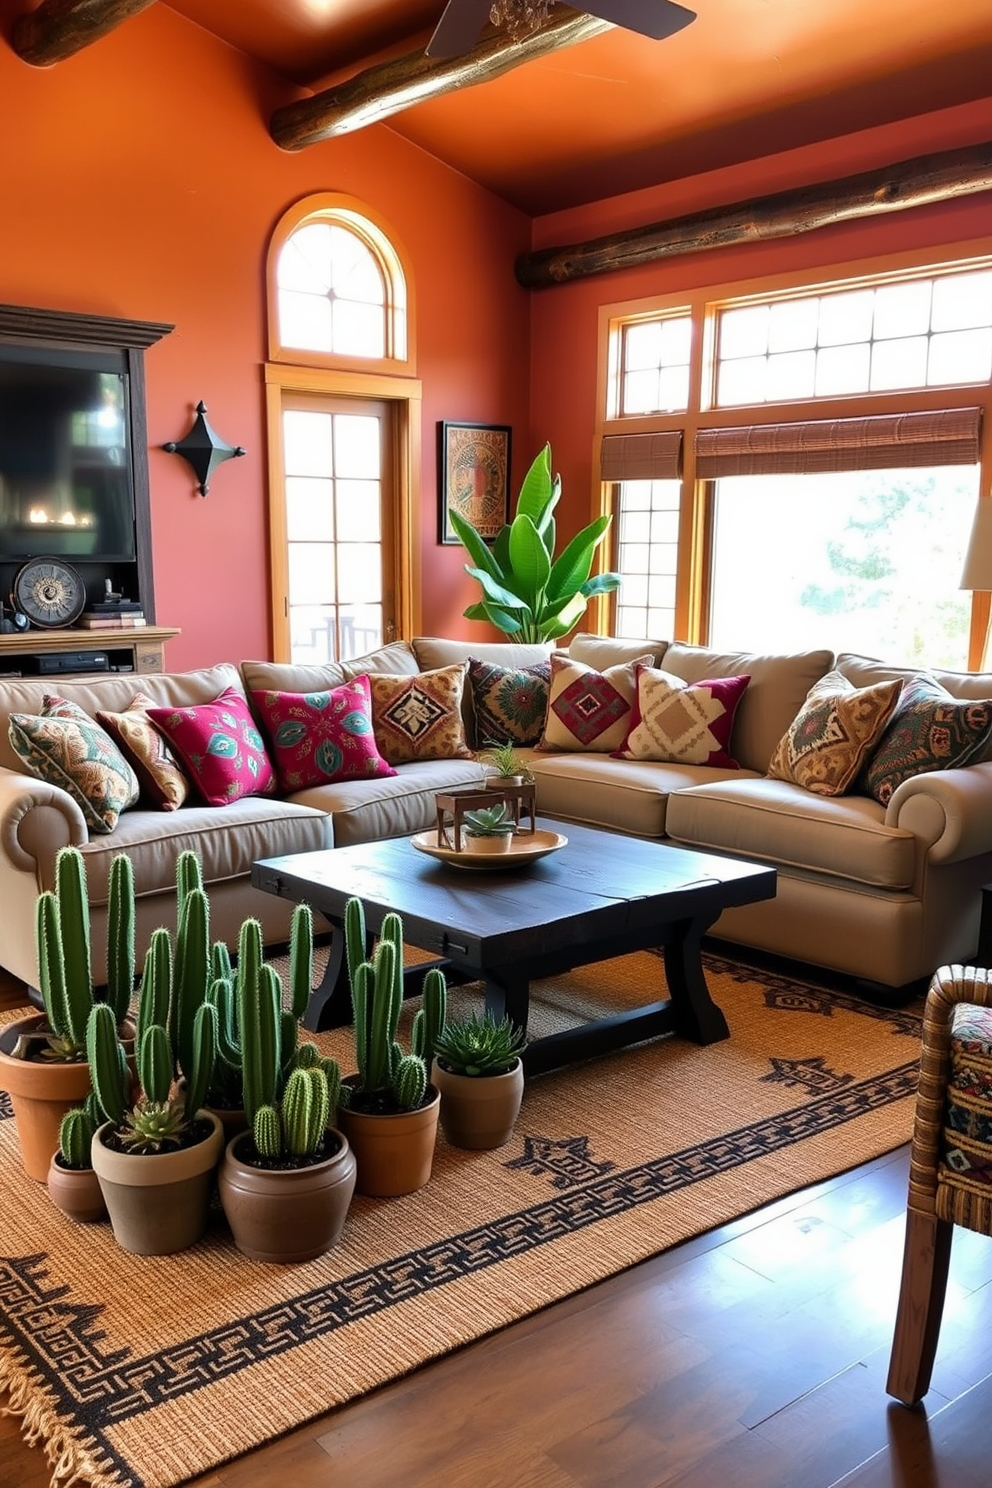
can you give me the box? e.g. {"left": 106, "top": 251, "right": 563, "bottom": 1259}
{"left": 426, "top": 0, "right": 496, "bottom": 58}
{"left": 581, "top": 0, "right": 696, "bottom": 41}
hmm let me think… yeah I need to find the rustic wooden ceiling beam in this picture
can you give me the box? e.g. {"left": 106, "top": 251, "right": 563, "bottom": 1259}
{"left": 516, "top": 140, "right": 992, "bottom": 288}
{"left": 270, "top": 9, "right": 611, "bottom": 152}
{"left": 12, "top": 0, "right": 156, "bottom": 65}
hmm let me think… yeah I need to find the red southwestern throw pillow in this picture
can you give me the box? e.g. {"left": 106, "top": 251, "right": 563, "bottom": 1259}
{"left": 538, "top": 652, "right": 653, "bottom": 753}
{"left": 146, "top": 687, "right": 276, "bottom": 806}
{"left": 614, "top": 666, "right": 751, "bottom": 768}
{"left": 252, "top": 675, "right": 398, "bottom": 791}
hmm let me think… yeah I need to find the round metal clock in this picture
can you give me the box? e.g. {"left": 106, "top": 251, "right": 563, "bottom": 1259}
{"left": 12, "top": 557, "right": 86, "bottom": 629}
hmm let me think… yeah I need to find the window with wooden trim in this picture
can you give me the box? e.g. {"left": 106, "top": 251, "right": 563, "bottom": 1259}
{"left": 598, "top": 247, "right": 992, "bottom": 669}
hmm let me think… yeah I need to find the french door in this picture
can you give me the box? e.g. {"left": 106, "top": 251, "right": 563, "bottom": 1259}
{"left": 272, "top": 393, "right": 398, "bottom": 665}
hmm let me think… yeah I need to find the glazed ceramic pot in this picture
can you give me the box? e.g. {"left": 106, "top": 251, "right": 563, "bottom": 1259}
{"left": 91, "top": 1111, "right": 224, "bottom": 1255}
{"left": 337, "top": 1079, "right": 440, "bottom": 1197}
{"left": 0, "top": 1014, "right": 93, "bottom": 1182}
{"left": 46, "top": 1153, "right": 107, "bottom": 1224}
{"left": 218, "top": 1129, "right": 357, "bottom": 1263}
{"left": 432, "top": 1057, "right": 525, "bottom": 1150}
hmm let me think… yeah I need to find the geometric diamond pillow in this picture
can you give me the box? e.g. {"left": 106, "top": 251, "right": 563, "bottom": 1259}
{"left": 468, "top": 657, "right": 552, "bottom": 749}
{"left": 8, "top": 700, "right": 140, "bottom": 834}
{"left": 96, "top": 692, "right": 191, "bottom": 811}
{"left": 145, "top": 687, "right": 276, "bottom": 806}
{"left": 767, "top": 669, "right": 903, "bottom": 797}
{"left": 538, "top": 652, "right": 653, "bottom": 753}
{"left": 614, "top": 665, "right": 750, "bottom": 767}
{"left": 367, "top": 664, "right": 472, "bottom": 765}
{"left": 860, "top": 674, "right": 992, "bottom": 805}
{"left": 251, "top": 674, "right": 398, "bottom": 791}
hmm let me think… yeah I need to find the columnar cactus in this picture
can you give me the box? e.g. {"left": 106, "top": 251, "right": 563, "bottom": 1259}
{"left": 343, "top": 895, "right": 446, "bottom": 1112}
{"left": 105, "top": 852, "right": 136, "bottom": 1027}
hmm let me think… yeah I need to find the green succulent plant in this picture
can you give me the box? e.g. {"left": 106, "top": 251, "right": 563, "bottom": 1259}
{"left": 448, "top": 442, "right": 621, "bottom": 642}
{"left": 433, "top": 1012, "right": 526, "bottom": 1077}
{"left": 463, "top": 802, "right": 516, "bottom": 837}
{"left": 478, "top": 740, "right": 531, "bottom": 780}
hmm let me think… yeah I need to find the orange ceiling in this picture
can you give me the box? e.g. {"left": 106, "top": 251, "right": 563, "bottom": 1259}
{"left": 164, "top": 0, "right": 992, "bottom": 213}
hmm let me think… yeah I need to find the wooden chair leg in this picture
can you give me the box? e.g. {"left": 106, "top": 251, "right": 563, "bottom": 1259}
{"left": 886, "top": 1207, "right": 954, "bottom": 1405}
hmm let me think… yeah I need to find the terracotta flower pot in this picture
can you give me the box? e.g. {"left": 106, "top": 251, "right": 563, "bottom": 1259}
{"left": 91, "top": 1111, "right": 225, "bottom": 1255}
{"left": 464, "top": 833, "right": 513, "bottom": 855}
{"left": 218, "top": 1129, "right": 357, "bottom": 1263}
{"left": 0, "top": 1014, "right": 93, "bottom": 1182}
{"left": 46, "top": 1154, "right": 107, "bottom": 1224}
{"left": 337, "top": 1078, "right": 440, "bottom": 1197}
{"left": 433, "top": 1057, "right": 525, "bottom": 1150}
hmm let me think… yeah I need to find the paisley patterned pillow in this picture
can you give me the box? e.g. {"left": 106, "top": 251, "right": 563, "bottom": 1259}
{"left": 9, "top": 698, "right": 140, "bottom": 834}
{"left": 767, "top": 670, "right": 903, "bottom": 797}
{"left": 96, "top": 692, "right": 191, "bottom": 811}
{"left": 252, "top": 675, "right": 397, "bottom": 791}
{"left": 145, "top": 687, "right": 276, "bottom": 806}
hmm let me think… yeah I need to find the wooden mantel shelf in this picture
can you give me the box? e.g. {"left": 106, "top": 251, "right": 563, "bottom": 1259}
{"left": 0, "top": 625, "right": 180, "bottom": 678}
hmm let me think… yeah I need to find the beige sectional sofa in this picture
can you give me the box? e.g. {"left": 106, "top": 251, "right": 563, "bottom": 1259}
{"left": 1, "top": 633, "right": 990, "bottom": 998}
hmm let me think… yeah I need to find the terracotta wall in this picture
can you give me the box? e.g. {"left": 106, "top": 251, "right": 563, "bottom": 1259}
{"left": 528, "top": 96, "right": 992, "bottom": 577}
{"left": 0, "top": 0, "right": 531, "bottom": 667}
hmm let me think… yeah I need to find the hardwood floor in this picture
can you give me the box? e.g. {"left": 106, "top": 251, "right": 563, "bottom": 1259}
{"left": 3, "top": 976, "right": 991, "bottom": 1488}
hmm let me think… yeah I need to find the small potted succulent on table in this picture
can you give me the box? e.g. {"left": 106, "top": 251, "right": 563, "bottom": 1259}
{"left": 479, "top": 739, "right": 530, "bottom": 789}
{"left": 432, "top": 1011, "right": 527, "bottom": 1150}
{"left": 461, "top": 801, "right": 517, "bottom": 855}
{"left": 336, "top": 897, "right": 446, "bottom": 1196}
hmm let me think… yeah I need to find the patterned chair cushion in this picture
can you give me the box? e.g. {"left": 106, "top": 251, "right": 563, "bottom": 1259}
{"left": 614, "top": 665, "right": 750, "bottom": 767}
{"left": 146, "top": 687, "right": 277, "bottom": 806}
{"left": 367, "top": 663, "right": 473, "bottom": 765}
{"left": 538, "top": 652, "right": 653, "bottom": 754}
{"left": 767, "top": 669, "right": 902, "bottom": 797}
{"left": 468, "top": 657, "right": 552, "bottom": 748}
{"left": 859, "top": 674, "right": 992, "bottom": 805}
{"left": 96, "top": 691, "right": 191, "bottom": 811}
{"left": 939, "top": 1002, "right": 992, "bottom": 1209}
{"left": 8, "top": 696, "right": 140, "bottom": 834}
{"left": 252, "top": 675, "right": 398, "bottom": 791}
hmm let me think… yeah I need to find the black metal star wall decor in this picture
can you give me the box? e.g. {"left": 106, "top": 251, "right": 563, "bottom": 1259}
{"left": 163, "top": 401, "right": 246, "bottom": 496}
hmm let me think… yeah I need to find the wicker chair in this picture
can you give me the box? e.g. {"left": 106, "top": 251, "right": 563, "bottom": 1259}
{"left": 887, "top": 963, "right": 992, "bottom": 1405}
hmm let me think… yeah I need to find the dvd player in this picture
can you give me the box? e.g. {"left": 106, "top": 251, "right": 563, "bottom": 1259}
{"left": 33, "top": 652, "right": 110, "bottom": 675}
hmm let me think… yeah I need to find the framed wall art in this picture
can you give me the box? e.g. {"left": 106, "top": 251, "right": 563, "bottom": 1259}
{"left": 438, "top": 421, "right": 512, "bottom": 545}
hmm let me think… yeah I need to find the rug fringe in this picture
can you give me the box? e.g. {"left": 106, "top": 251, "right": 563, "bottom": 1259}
{"left": 0, "top": 1346, "right": 130, "bottom": 1488}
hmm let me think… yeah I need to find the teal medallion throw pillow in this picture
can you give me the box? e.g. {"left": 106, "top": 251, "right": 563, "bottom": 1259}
{"left": 252, "top": 674, "right": 397, "bottom": 791}
{"left": 146, "top": 686, "right": 276, "bottom": 806}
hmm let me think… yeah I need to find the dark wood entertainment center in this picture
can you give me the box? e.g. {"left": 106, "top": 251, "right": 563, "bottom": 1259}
{"left": 0, "top": 302, "right": 178, "bottom": 677}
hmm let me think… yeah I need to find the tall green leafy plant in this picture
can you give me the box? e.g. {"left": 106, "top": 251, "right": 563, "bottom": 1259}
{"left": 448, "top": 443, "right": 621, "bottom": 642}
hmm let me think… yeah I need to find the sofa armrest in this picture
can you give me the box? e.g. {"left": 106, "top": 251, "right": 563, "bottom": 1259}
{"left": 885, "top": 762, "right": 992, "bottom": 865}
{"left": 0, "top": 766, "right": 87, "bottom": 876}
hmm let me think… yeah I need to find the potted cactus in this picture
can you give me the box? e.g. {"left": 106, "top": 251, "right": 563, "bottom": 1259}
{"left": 217, "top": 917, "right": 356, "bottom": 1263}
{"left": 335, "top": 897, "right": 446, "bottom": 1196}
{"left": 432, "top": 1012, "right": 527, "bottom": 1150}
{"left": 0, "top": 846, "right": 137, "bottom": 1181}
{"left": 46, "top": 1093, "right": 106, "bottom": 1224}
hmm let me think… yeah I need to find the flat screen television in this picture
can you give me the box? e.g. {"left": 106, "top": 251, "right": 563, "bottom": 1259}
{"left": 0, "top": 344, "right": 136, "bottom": 563}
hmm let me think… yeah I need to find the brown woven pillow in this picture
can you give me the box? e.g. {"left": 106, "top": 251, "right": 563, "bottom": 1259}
{"left": 367, "top": 663, "right": 472, "bottom": 765}
{"left": 97, "top": 692, "right": 191, "bottom": 811}
{"left": 767, "top": 669, "right": 902, "bottom": 797}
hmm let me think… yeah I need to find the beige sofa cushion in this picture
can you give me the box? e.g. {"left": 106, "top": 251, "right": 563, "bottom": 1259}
{"left": 289, "top": 757, "right": 487, "bottom": 847}
{"left": 567, "top": 633, "right": 669, "bottom": 669}
{"left": 661, "top": 643, "right": 834, "bottom": 774}
{"left": 666, "top": 777, "right": 917, "bottom": 890}
{"left": 0, "top": 664, "right": 243, "bottom": 774}
{"left": 837, "top": 652, "right": 992, "bottom": 704}
{"left": 242, "top": 643, "right": 421, "bottom": 698}
{"left": 528, "top": 752, "right": 755, "bottom": 838}
{"left": 413, "top": 638, "right": 552, "bottom": 671}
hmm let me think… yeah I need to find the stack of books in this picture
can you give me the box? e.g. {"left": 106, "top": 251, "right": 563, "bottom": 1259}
{"left": 77, "top": 601, "right": 146, "bottom": 630}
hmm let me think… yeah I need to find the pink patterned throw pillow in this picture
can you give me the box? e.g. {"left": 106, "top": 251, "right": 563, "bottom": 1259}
{"left": 146, "top": 687, "right": 276, "bottom": 806}
{"left": 252, "top": 675, "right": 397, "bottom": 791}
{"left": 614, "top": 665, "right": 751, "bottom": 768}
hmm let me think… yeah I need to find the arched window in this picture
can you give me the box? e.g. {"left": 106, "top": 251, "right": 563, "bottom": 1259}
{"left": 268, "top": 196, "right": 409, "bottom": 368}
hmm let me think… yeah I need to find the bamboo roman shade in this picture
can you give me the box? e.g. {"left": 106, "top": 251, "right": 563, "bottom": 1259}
{"left": 600, "top": 431, "right": 683, "bottom": 482}
{"left": 694, "top": 408, "right": 982, "bottom": 478}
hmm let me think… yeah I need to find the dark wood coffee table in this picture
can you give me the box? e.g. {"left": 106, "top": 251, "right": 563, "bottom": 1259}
{"left": 252, "top": 820, "right": 776, "bottom": 1076}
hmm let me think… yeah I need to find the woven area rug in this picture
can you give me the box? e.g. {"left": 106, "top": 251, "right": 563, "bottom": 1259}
{"left": 0, "top": 949, "right": 923, "bottom": 1488}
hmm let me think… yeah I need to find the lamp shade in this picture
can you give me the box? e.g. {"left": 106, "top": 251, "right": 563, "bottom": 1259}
{"left": 961, "top": 498, "right": 992, "bottom": 591}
